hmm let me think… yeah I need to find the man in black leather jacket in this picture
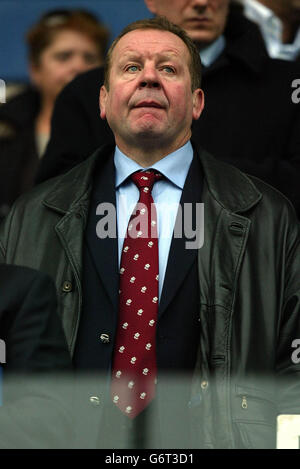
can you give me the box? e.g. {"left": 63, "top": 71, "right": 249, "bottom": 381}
{"left": 1, "top": 16, "right": 299, "bottom": 448}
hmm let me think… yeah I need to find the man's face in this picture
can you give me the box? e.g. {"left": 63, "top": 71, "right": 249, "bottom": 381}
{"left": 100, "top": 29, "right": 204, "bottom": 157}
{"left": 145, "top": 0, "right": 230, "bottom": 47}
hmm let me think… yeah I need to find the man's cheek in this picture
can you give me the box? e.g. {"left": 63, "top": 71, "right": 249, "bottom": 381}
{"left": 171, "top": 90, "right": 190, "bottom": 114}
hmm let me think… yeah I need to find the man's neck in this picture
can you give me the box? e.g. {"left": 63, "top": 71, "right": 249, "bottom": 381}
{"left": 115, "top": 133, "right": 191, "bottom": 167}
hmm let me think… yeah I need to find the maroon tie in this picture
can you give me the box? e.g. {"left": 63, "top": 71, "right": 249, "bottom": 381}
{"left": 111, "top": 169, "right": 163, "bottom": 418}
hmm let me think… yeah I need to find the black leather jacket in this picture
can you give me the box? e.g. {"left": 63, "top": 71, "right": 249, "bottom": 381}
{"left": 1, "top": 143, "right": 299, "bottom": 448}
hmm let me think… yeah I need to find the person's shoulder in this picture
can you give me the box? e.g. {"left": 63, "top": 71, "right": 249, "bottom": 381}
{"left": 53, "top": 66, "right": 104, "bottom": 112}
{"left": 264, "top": 55, "right": 300, "bottom": 75}
{"left": 249, "top": 173, "right": 295, "bottom": 201}
{"left": 4, "top": 145, "right": 110, "bottom": 215}
{"left": 233, "top": 165, "right": 298, "bottom": 225}
{"left": 0, "top": 86, "right": 39, "bottom": 128}
{"left": 198, "top": 147, "right": 299, "bottom": 220}
{"left": 61, "top": 66, "right": 104, "bottom": 95}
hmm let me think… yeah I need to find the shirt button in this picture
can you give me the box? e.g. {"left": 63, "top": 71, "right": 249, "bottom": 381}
{"left": 100, "top": 333, "right": 110, "bottom": 344}
{"left": 201, "top": 380, "right": 208, "bottom": 390}
{"left": 62, "top": 281, "right": 72, "bottom": 292}
{"left": 89, "top": 396, "right": 100, "bottom": 406}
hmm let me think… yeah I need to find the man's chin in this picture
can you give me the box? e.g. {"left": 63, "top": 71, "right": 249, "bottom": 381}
{"left": 127, "top": 128, "right": 170, "bottom": 148}
{"left": 132, "top": 120, "right": 165, "bottom": 137}
{"left": 134, "top": 129, "right": 165, "bottom": 141}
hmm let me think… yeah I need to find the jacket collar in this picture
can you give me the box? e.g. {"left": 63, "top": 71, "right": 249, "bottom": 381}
{"left": 43, "top": 142, "right": 262, "bottom": 216}
{"left": 192, "top": 144, "right": 262, "bottom": 213}
{"left": 203, "top": 2, "right": 269, "bottom": 77}
{"left": 42, "top": 144, "right": 112, "bottom": 214}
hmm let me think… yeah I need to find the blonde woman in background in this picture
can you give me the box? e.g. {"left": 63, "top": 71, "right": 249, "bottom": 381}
{"left": 0, "top": 9, "right": 109, "bottom": 219}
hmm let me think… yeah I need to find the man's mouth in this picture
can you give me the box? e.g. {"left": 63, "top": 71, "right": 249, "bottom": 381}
{"left": 134, "top": 101, "right": 164, "bottom": 109}
{"left": 186, "top": 17, "right": 211, "bottom": 24}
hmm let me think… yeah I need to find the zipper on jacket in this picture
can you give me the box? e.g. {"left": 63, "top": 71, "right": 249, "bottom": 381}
{"left": 240, "top": 394, "right": 277, "bottom": 411}
{"left": 241, "top": 396, "right": 248, "bottom": 409}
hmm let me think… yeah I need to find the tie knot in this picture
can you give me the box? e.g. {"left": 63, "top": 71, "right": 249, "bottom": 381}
{"left": 131, "top": 170, "right": 163, "bottom": 192}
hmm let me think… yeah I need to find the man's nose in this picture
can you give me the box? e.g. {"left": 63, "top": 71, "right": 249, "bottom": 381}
{"left": 191, "top": 0, "right": 209, "bottom": 12}
{"left": 139, "top": 65, "right": 161, "bottom": 88}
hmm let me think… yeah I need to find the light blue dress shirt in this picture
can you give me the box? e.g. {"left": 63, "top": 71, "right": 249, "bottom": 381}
{"left": 114, "top": 141, "right": 194, "bottom": 300}
{"left": 200, "top": 35, "right": 226, "bottom": 67}
{"left": 243, "top": 0, "right": 300, "bottom": 61}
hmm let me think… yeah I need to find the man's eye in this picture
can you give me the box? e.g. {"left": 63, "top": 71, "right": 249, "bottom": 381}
{"left": 162, "top": 66, "right": 175, "bottom": 73}
{"left": 126, "top": 65, "right": 139, "bottom": 72}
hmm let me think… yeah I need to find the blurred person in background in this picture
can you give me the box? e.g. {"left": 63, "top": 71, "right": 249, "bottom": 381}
{"left": 36, "top": 0, "right": 300, "bottom": 217}
{"left": 0, "top": 264, "right": 73, "bottom": 448}
{"left": 240, "top": 0, "right": 300, "bottom": 61}
{"left": 0, "top": 9, "right": 109, "bottom": 219}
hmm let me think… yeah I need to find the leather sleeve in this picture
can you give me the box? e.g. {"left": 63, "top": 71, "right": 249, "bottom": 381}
{"left": 276, "top": 208, "right": 300, "bottom": 413}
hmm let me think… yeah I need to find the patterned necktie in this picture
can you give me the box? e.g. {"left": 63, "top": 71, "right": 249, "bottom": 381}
{"left": 111, "top": 169, "right": 163, "bottom": 418}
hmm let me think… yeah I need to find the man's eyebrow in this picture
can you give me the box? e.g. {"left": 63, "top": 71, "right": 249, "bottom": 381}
{"left": 156, "top": 52, "right": 181, "bottom": 61}
{"left": 120, "top": 49, "right": 181, "bottom": 60}
{"left": 119, "top": 51, "right": 142, "bottom": 61}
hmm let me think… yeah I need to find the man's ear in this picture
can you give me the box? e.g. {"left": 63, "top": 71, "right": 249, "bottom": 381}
{"left": 192, "top": 88, "right": 205, "bottom": 121}
{"left": 99, "top": 85, "right": 108, "bottom": 120}
{"left": 144, "top": 0, "right": 158, "bottom": 14}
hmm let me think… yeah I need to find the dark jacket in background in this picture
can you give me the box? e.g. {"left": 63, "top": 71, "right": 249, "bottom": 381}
{"left": 0, "top": 264, "right": 70, "bottom": 370}
{"left": 0, "top": 87, "right": 40, "bottom": 218}
{"left": 0, "top": 264, "right": 73, "bottom": 448}
{"left": 36, "top": 6, "right": 300, "bottom": 215}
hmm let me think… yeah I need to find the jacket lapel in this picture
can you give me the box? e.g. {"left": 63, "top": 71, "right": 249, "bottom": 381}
{"left": 84, "top": 155, "right": 119, "bottom": 314}
{"left": 195, "top": 145, "right": 261, "bottom": 339}
{"left": 159, "top": 152, "right": 203, "bottom": 318}
{"left": 42, "top": 144, "right": 117, "bottom": 348}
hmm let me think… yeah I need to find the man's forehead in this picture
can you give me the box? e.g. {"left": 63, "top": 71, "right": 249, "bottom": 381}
{"left": 112, "top": 29, "right": 188, "bottom": 59}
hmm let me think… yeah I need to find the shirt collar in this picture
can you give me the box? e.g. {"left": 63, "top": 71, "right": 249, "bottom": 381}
{"left": 244, "top": 0, "right": 282, "bottom": 40}
{"left": 200, "top": 35, "right": 226, "bottom": 67}
{"left": 114, "top": 141, "right": 194, "bottom": 190}
{"left": 243, "top": 0, "right": 300, "bottom": 60}
{"left": 243, "top": 0, "right": 273, "bottom": 24}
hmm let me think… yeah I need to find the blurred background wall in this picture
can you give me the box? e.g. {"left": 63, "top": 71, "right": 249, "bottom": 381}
{"left": 0, "top": 0, "right": 151, "bottom": 82}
